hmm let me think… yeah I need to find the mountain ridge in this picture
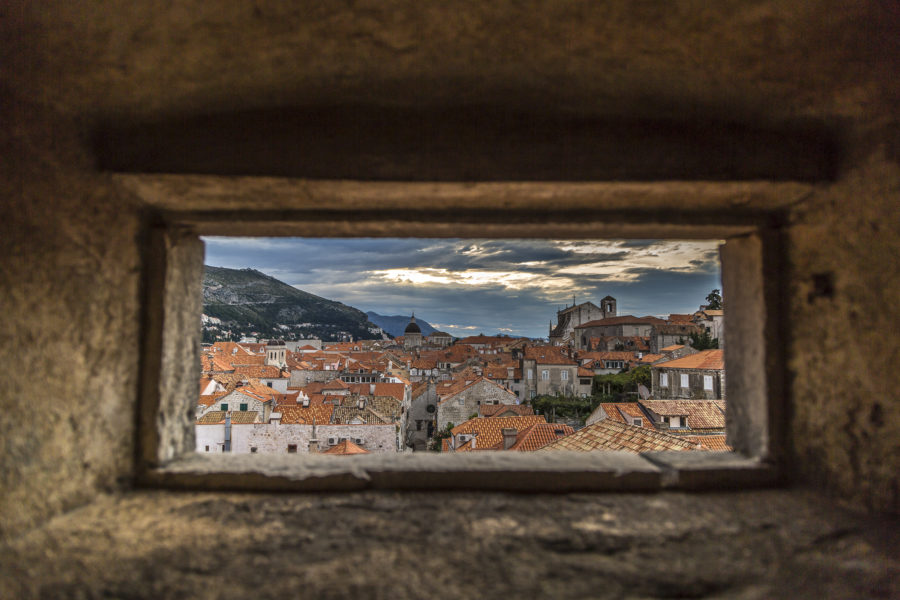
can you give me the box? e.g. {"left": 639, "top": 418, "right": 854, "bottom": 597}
{"left": 202, "top": 266, "right": 383, "bottom": 342}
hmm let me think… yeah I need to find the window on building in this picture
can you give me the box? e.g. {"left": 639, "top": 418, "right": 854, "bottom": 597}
{"left": 239, "top": 403, "right": 247, "bottom": 411}
{"left": 287, "top": 444, "right": 297, "bottom": 453}
{"left": 561, "top": 370, "right": 568, "bottom": 380}
{"left": 680, "top": 374, "right": 689, "bottom": 388}
{"left": 267, "top": 382, "right": 272, "bottom": 388}
{"left": 250, "top": 447, "right": 257, "bottom": 453}
{"left": 458, "top": 398, "right": 464, "bottom": 405}
{"left": 220, "top": 403, "right": 227, "bottom": 411}
{"left": 704, "top": 375, "right": 714, "bottom": 391}
{"left": 541, "top": 370, "right": 549, "bottom": 380}
{"left": 527, "top": 369, "right": 533, "bottom": 379}
{"left": 660, "top": 373, "right": 668, "bottom": 387}
{"left": 633, "top": 418, "right": 643, "bottom": 427}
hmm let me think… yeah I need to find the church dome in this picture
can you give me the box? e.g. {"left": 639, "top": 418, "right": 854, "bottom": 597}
{"left": 404, "top": 316, "right": 422, "bottom": 335}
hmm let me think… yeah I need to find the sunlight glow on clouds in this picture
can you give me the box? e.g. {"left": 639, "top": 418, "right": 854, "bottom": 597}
{"left": 203, "top": 237, "right": 722, "bottom": 338}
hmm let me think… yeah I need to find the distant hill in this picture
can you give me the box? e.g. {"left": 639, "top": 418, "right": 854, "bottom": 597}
{"left": 366, "top": 311, "right": 437, "bottom": 338}
{"left": 202, "top": 266, "right": 384, "bottom": 342}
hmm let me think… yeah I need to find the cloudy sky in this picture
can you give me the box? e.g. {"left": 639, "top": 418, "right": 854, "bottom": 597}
{"left": 204, "top": 238, "right": 721, "bottom": 338}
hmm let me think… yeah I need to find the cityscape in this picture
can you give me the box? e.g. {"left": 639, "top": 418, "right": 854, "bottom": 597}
{"left": 197, "top": 239, "right": 727, "bottom": 455}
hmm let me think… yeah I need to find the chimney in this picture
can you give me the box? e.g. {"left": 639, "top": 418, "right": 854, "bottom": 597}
{"left": 501, "top": 428, "right": 517, "bottom": 450}
{"left": 308, "top": 438, "right": 319, "bottom": 453}
{"left": 357, "top": 396, "right": 366, "bottom": 410}
{"left": 369, "top": 383, "right": 376, "bottom": 395}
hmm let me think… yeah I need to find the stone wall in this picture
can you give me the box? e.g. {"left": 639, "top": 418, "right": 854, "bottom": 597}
{"left": 652, "top": 368, "right": 725, "bottom": 401}
{"left": 232, "top": 423, "right": 398, "bottom": 454}
{"left": 437, "top": 380, "right": 517, "bottom": 431}
{"left": 0, "top": 2, "right": 898, "bottom": 546}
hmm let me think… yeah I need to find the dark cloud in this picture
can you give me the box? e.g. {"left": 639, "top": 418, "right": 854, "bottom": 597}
{"left": 204, "top": 237, "right": 721, "bottom": 337}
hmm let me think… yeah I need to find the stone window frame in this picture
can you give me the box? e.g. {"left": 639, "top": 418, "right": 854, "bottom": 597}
{"left": 132, "top": 180, "right": 788, "bottom": 493}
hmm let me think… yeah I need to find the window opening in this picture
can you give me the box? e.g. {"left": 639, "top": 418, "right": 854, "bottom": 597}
{"left": 190, "top": 237, "right": 731, "bottom": 458}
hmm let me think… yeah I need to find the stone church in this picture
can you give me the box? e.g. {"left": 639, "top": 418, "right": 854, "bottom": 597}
{"left": 549, "top": 296, "right": 616, "bottom": 345}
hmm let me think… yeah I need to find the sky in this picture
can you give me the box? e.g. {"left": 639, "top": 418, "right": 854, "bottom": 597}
{"left": 203, "top": 238, "right": 722, "bottom": 339}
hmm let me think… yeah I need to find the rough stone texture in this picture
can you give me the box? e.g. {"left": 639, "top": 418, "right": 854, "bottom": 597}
{"left": 0, "top": 490, "right": 896, "bottom": 599}
{"left": 788, "top": 155, "right": 900, "bottom": 513}
{"left": 0, "top": 94, "right": 142, "bottom": 541}
{"left": 1, "top": 0, "right": 899, "bottom": 561}
{"left": 722, "top": 235, "right": 769, "bottom": 459}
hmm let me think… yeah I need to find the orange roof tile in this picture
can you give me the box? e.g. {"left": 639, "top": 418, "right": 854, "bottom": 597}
{"left": 597, "top": 403, "right": 656, "bottom": 429}
{"left": 508, "top": 423, "right": 575, "bottom": 451}
{"left": 321, "top": 439, "right": 369, "bottom": 455}
{"left": 277, "top": 404, "right": 335, "bottom": 425}
{"left": 654, "top": 349, "right": 724, "bottom": 370}
{"left": 541, "top": 420, "right": 700, "bottom": 453}
{"left": 449, "top": 415, "right": 547, "bottom": 450}
{"left": 640, "top": 400, "right": 726, "bottom": 430}
{"left": 524, "top": 346, "right": 577, "bottom": 365}
{"left": 684, "top": 435, "right": 733, "bottom": 451}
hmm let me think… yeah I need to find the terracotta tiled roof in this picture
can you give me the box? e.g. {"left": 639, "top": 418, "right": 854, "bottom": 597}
{"left": 684, "top": 435, "right": 733, "bottom": 451}
{"left": 321, "top": 439, "right": 369, "bottom": 455}
{"left": 483, "top": 364, "right": 522, "bottom": 379}
{"left": 636, "top": 353, "right": 665, "bottom": 364}
{"left": 331, "top": 406, "right": 392, "bottom": 425}
{"left": 640, "top": 400, "right": 726, "bottom": 430}
{"left": 449, "top": 415, "right": 547, "bottom": 450}
{"left": 580, "top": 351, "right": 636, "bottom": 363}
{"left": 277, "top": 404, "right": 334, "bottom": 425}
{"left": 653, "top": 350, "right": 724, "bottom": 370}
{"left": 196, "top": 411, "right": 226, "bottom": 425}
{"left": 321, "top": 378, "right": 350, "bottom": 390}
{"left": 198, "top": 391, "right": 229, "bottom": 407}
{"left": 700, "top": 309, "right": 724, "bottom": 317}
{"left": 541, "top": 420, "right": 700, "bottom": 453}
{"left": 209, "top": 342, "right": 255, "bottom": 356}
{"left": 411, "top": 358, "right": 438, "bottom": 369}
{"left": 228, "top": 355, "right": 266, "bottom": 367}
{"left": 574, "top": 315, "right": 666, "bottom": 329}
{"left": 524, "top": 346, "right": 577, "bottom": 365}
{"left": 508, "top": 423, "right": 575, "bottom": 451}
{"left": 347, "top": 382, "right": 405, "bottom": 403}
{"left": 233, "top": 364, "right": 287, "bottom": 379}
{"left": 479, "top": 404, "right": 534, "bottom": 418}
{"left": 229, "top": 411, "right": 260, "bottom": 424}
{"left": 667, "top": 314, "right": 694, "bottom": 323}
{"left": 660, "top": 344, "right": 685, "bottom": 352}
{"left": 597, "top": 403, "right": 656, "bottom": 429}
{"left": 577, "top": 366, "right": 595, "bottom": 377}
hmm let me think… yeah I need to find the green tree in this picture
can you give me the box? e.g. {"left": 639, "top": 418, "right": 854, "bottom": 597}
{"left": 689, "top": 329, "right": 719, "bottom": 350}
{"left": 429, "top": 423, "right": 454, "bottom": 452}
{"left": 591, "top": 366, "right": 651, "bottom": 399}
{"left": 705, "top": 289, "right": 723, "bottom": 310}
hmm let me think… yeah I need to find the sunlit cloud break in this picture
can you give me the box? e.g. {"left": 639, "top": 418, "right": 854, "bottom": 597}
{"left": 202, "top": 237, "right": 723, "bottom": 338}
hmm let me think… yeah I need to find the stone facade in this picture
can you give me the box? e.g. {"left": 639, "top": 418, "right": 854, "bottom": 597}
{"left": 549, "top": 300, "right": 612, "bottom": 345}
{"left": 436, "top": 379, "right": 517, "bottom": 431}
{"left": 405, "top": 381, "right": 438, "bottom": 450}
{"left": 651, "top": 367, "right": 725, "bottom": 401}
{"left": 232, "top": 423, "right": 398, "bottom": 454}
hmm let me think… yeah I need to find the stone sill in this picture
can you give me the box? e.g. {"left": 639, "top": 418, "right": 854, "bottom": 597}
{"left": 141, "top": 451, "right": 778, "bottom": 493}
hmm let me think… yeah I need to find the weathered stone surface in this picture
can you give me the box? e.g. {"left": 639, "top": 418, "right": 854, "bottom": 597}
{"left": 0, "top": 95, "right": 142, "bottom": 541}
{"left": 1, "top": 0, "right": 899, "bottom": 553}
{"left": 0, "top": 490, "right": 895, "bottom": 599}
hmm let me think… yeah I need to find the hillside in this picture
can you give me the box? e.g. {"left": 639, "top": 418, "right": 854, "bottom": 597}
{"left": 366, "top": 312, "right": 438, "bottom": 337}
{"left": 202, "top": 266, "right": 383, "bottom": 342}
